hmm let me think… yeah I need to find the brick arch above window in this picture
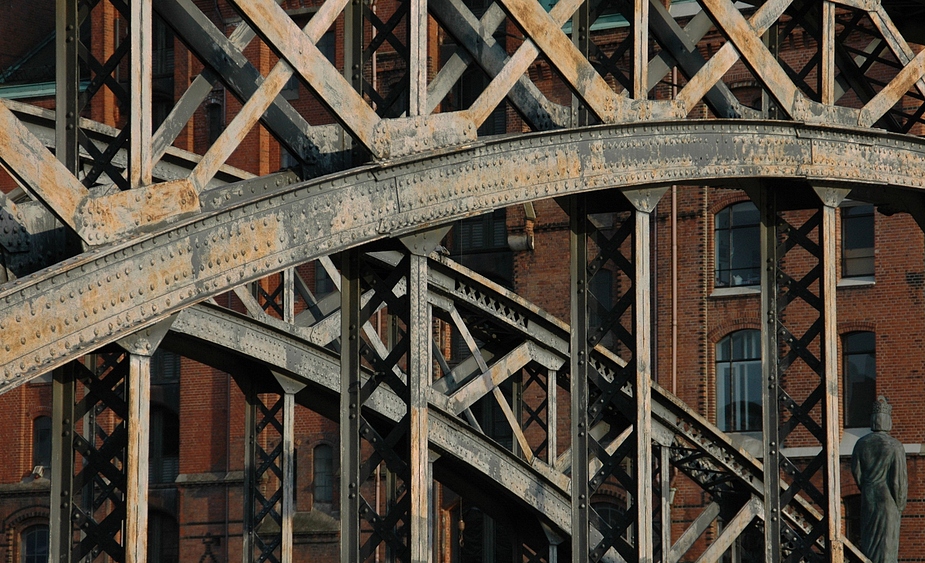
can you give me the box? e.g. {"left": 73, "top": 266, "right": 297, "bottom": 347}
{"left": 708, "top": 191, "right": 754, "bottom": 216}
{"left": 707, "top": 319, "right": 761, "bottom": 345}
{"left": 26, "top": 406, "right": 51, "bottom": 420}
{"left": 2, "top": 506, "right": 49, "bottom": 533}
{"left": 838, "top": 321, "right": 876, "bottom": 336}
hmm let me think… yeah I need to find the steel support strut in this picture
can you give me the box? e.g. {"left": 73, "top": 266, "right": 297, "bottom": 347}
{"left": 50, "top": 362, "right": 77, "bottom": 563}
{"left": 756, "top": 183, "right": 846, "bottom": 563}
{"left": 118, "top": 319, "right": 174, "bottom": 563}
{"left": 341, "top": 248, "right": 362, "bottom": 562}
{"left": 408, "top": 252, "right": 432, "bottom": 562}
{"left": 814, "top": 186, "right": 850, "bottom": 563}
{"left": 570, "top": 194, "right": 591, "bottom": 562}
{"left": 243, "top": 386, "right": 286, "bottom": 562}
{"left": 125, "top": 353, "right": 151, "bottom": 563}
{"left": 759, "top": 185, "right": 783, "bottom": 563}
{"left": 130, "top": 0, "right": 153, "bottom": 187}
{"left": 50, "top": 0, "right": 82, "bottom": 559}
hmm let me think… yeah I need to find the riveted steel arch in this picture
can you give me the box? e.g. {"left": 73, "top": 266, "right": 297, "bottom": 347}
{"left": 6, "top": 0, "right": 925, "bottom": 557}
{"left": 4, "top": 122, "right": 925, "bottom": 388}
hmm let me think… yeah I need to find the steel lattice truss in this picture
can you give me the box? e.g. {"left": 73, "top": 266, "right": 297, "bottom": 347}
{"left": 3, "top": 0, "right": 925, "bottom": 560}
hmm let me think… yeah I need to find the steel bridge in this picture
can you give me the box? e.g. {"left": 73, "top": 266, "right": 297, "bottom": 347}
{"left": 1, "top": 0, "right": 925, "bottom": 560}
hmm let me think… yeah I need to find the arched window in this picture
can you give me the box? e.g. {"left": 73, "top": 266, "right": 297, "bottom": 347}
{"left": 715, "top": 202, "right": 760, "bottom": 288}
{"left": 20, "top": 525, "right": 48, "bottom": 563}
{"left": 313, "top": 444, "right": 334, "bottom": 505}
{"left": 844, "top": 332, "right": 876, "bottom": 428}
{"left": 716, "top": 330, "right": 762, "bottom": 432}
{"left": 32, "top": 416, "right": 51, "bottom": 469}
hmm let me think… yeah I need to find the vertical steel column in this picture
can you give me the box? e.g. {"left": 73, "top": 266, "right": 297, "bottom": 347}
{"left": 118, "top": 320, "right": 173, "bottom": 563}
{"left": 408, "top": 252, "right": 432, "bottom": 563}
{"left": 660, "top": 446, "right": 671, "bottom": 563}
{"left": 759, "top": 186, "right": 782, "bottom": 563}
{"left": 408, "top": 0, "right": 427, "bottom": 116}
{"left": 763, "top": 24, "right": 780, "bottom": 119}
{"left": 51, "top": 3, "right": 80, "bottom": 557}
{"left": 271, "top": 372, "right": 309, "bottom": 563}
{"left": 341, "top": 249, "right": 362, "bottom": 562}
{"left": 821, "top": 1, "right": 835, "bottom": 106}
{"left": 571, "top": 0, "right": 589, "bottom": 126}
{"left": 242, "top": 379, "right": 257, "bottom": 563}
{"left": 56, "top": 0, "right": 80, "bottom": 174}
{"left": 635, "top": 203, "right": 654, "bottom": 563}
{"left": 125, "top": 353, "right": 152, "bottom": 563}
{"left": 547, "top": 369, "right": 557, "bottom": 466}
{"left": 633, "top": 0, "right": 648, "bottom": 98}
{"left": 283, "top": 268, "right": 296, "bottom": 325}
{"left": 624, "top": 188, "right": 666, "bottom": 563}
{"left": 570, "top": 194, "right": 591, "bottom": 562}
{"left": 130, "top": 0, "right": 153, "bottom": 187}
{"left": 343, "top": 0, "right": 365, "bottom": 161}
{"left": 814, "top": 187, "right": 850, "bottom": 563}
{"left": 50, "top": 363, "right": 76, "bottom": 563}
{"left": 281, "top": 390, "right": 295, "bottom": 563}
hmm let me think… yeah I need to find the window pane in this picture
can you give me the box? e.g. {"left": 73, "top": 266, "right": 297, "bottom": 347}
{"left": 729, "top": 226, "right": 760, "bottom": 285}
{"left": 717, "top": 330, "right": 761, "bottom": 432}
{"left": 844, "top": 332, "right": 876, "bottom": 427}
{"left": 22, "top": 526, "right": 48, "bottom": 563}
{"left": 314, "top": 445, "right": 334, "bottom": 504}
{"left": 715, "top": 203, "right": 760, "bottom": 287}
{"left": 717, "top": 364, "right": 730, "bottom": 430}
{"left": 842, "top": 205, "right": 874, "bottom": 278}
{"left": 731, "top": 203, "right": 759, "bottom": 227}
{"left": 33, "top": 416, "right": 51, "bottom": 468}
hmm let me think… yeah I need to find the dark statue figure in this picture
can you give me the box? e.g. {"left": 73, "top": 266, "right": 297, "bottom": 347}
{"left": 851, "top": 396, "right": 907, "bottom": 563}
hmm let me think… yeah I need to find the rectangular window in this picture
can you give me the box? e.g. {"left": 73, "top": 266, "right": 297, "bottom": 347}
{"left": 716, "top": 330, "right": 762, "bottom": 432}
{"left": 715, "top": 203, "right": 760, "bottom": 288}
{"left": 844, "top": 332, "right": 876, "bottom": 427}
{"left": 842, "top": 204, "right": 874, "bottom": 278}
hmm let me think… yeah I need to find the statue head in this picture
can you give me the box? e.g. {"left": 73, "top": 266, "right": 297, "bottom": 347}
{"left": 871, "top": 395, "right": 893, "bottom": 432}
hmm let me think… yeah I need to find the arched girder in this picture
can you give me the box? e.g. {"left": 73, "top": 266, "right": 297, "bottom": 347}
{"left": 160, "top": 257, "right": 827, "bottom": 554}
{"left": 167, "top": 302, "right": 575, "bottom": 534}
{"left": 4, "top": 120, "right": 925, "bottom": 388}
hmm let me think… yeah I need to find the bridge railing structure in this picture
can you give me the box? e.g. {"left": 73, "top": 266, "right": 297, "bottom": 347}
{"left": 2, "top": 0, "right": 925, "bottom": 560}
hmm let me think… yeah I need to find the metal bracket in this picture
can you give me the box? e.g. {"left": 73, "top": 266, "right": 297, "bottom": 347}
{"left": 271, "top": 370, "right": 308, "bottom": 395}
{"left": 622, "top": 186, "right": 670, "bottom": 213}
{"left": 116, "top": 315, "right": 177, "bottom": 356}
{"left": 811, "top": 186, "right": 852, "bottom": 208}
{"left": 399, "top": 225, "right": 452, "bottom": 256}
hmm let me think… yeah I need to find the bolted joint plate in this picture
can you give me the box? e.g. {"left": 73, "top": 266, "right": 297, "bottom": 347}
{"left": 371, "top": 113, "right": 478, "bottom": 161}
{"left": 791, "top": 94, "right": 861, "bottom": 128}
{"left": 75, "top": 179, "right": 201, "bottom": 245}
{"left": 611, "top": 98, "right": 687, "bottom": 124}
{"left": 0, "top": 200, "right": 28, "bottom": 253}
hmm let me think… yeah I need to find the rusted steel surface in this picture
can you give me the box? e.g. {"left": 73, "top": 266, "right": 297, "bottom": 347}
{"left": 3, "top": 121, "right": 925, "bottom": 388}
{"left": 3, "top": 0, "right": 925, "bottom": 558}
